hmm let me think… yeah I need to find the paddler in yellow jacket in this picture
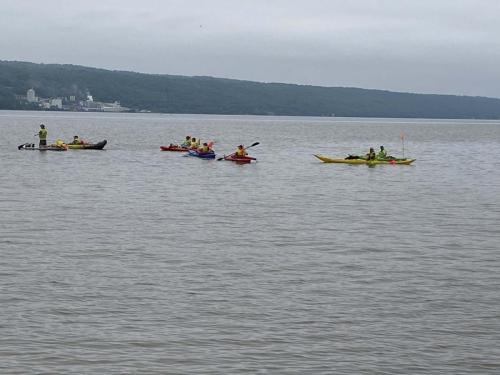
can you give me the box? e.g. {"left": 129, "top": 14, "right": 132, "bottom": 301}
{"left": 198, "top": 142, "right": 212, "bottom": 153}
{"left": 38, "top": 124, "right": 48, "bottom": 147}
{"left": 235, "top": 145, "right": 248, "bottom": 157}
{"left": 52, "top": 139, "right": 67, "bottom": 149}
{"left": 190, "top": 137, "right": 200, "bottom": 149}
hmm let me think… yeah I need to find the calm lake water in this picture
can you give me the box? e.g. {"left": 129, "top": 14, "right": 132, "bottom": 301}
{"left": 1, "top": 111, "right": 500, "bottom": 374}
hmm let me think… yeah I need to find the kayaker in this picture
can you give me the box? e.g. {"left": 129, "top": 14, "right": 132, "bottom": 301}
{"left": 198, "top": 142, "right": 211, "bottom": 153}
{"left": 376, "top": 145, "right": 396, "bottom": 160}
{"left": 38, "top": 124, "right": 48, "bottom": 147}
{"left": 366, "top": 147, "right": 376, "bottom": 160}
{"left": 190, "top": 137, "right": 199, "bottom": 149}
{"left": 53, "top": 139, "right": 66, "bottom": 148}
{"left": 71, "top": 135, "right": 83, "bottom": 145}
{"left": 377, "top": 145, "right": 387, "bottom": 160}
{"left": 235, "top": 145, "right": 248, "bottom": 157}
{"left": 181, "top": 136, "right": 191, "bottom": 147}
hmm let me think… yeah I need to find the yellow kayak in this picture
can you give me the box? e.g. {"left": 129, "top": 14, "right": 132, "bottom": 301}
{"left": 314, "top": 155, "right": 416, "bottom": 165}
{"left": 67, "top": 140, "right": 107, "bottom": 150}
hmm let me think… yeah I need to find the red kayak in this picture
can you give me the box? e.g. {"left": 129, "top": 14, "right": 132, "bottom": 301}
{"left": 223, "top": 155, "right": 256, "bottom": 164}
{"left": 160, "top": 145, "right": 189, "bottom": 152}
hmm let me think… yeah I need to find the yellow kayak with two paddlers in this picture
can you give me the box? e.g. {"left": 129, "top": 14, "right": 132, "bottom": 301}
{"left": 314, "top": 155, "right": 416, "bottom": 165}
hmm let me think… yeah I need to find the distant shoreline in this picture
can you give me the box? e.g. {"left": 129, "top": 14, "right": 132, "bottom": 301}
{"left": 2, "top": 60, "right": 500, "bottom": 119}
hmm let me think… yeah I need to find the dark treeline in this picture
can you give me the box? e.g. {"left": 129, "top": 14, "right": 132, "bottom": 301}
{"left": 1, "top": 60, "right": 500, "bottom": 118}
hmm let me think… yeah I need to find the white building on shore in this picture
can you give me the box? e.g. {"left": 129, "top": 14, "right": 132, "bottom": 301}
{"left": 50, "top": 98, "right": 63, "bottom": 109}
{"left": 21, "top": 88, "right": 130, "bottom": 112}
{"left": 27, "top": 88, "right": 37, "bottom": 103}
{"left": 102, "top": 101, "right": 129, "bottom": 112}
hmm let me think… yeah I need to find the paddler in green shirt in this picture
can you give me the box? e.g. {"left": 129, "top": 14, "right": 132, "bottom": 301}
{"left": 377, "top": 145, "right": 396, "bottom": 160}
{"left": 376, "top": 145, "right": 387, "bottom": 160}
{"left": 181, "top": 135, "right": 191, "bottom": 148}
{"left": 38, "top": 124, "right": 48, "bottom": 147}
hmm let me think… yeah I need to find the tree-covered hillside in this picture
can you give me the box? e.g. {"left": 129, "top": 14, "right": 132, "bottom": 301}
{"left": 1, "top": 60, "right": 500, "bottom": 118}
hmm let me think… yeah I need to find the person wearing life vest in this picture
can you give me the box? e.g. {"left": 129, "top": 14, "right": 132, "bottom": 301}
{"left": 53, "top": 139, "right": 67, "bottom": 149}
{"left": 181, "top": 136, "right": 191, "bottom": 148}
{"left": 71, "top": 135, "right": 83, "bottom": 145}
{"left": 198, "top": 142, "right": 211, "bottom": 153}
{"left": 376, "top": 145, "right": 387, "bottom": 160}
{"left": 38, "top": 124, "right": 48, "bottom": 147}
{"left": 377, "top": 145, "right": 396, "bottom": 160}
{"left": 365, "top": 147, "right": 376, "bottom": 161}
{"left": 190, "top": 137, "right": 199, "bottom": 149}
{"left": 235, "top": 145, "right": 247, "bottom": 157}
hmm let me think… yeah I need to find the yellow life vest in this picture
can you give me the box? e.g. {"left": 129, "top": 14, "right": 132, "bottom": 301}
{"left": 39, "top": 129, "right": 48, "bottom": 140}
{"left": 236, "top": 148, "right": 247, "bottom": 157}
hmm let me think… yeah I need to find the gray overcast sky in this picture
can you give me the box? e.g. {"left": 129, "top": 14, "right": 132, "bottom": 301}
{"left": 2, "top": 0, "right": 500, "bottom": 97}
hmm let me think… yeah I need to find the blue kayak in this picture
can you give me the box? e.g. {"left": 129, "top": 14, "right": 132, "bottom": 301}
{"left": 187, "top": 150, "right": 216, "bottom": 159}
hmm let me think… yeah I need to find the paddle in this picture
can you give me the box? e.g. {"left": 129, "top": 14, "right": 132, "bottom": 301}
{"left": 217, "top": 142, "right": 259, "bottom": 161}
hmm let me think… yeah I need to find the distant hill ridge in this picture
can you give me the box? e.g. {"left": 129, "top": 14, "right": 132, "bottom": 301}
{"left": 1, "top": 60, "right": 500, "bottom": 119}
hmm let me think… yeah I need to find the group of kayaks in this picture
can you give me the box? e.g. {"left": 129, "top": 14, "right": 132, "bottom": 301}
{"left": 160, "top": 140, "right": 259, "bottom": 164}
{"left": 161, "top": 144, "right": 415, "bottom": 165}
{"left": 20, "top": 126, "right": 415, "bottom": 166}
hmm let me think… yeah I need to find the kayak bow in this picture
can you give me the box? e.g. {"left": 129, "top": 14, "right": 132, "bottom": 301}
{"left": 160, "top": 145, "right": 189, "bottom": 152}
{"left": 18, "top": 143, "right": 68, "bottom": 151}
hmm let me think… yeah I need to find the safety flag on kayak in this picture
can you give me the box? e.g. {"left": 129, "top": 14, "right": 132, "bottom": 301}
{"left": 400, "top": 132, "right": 405, "bottom": 158}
